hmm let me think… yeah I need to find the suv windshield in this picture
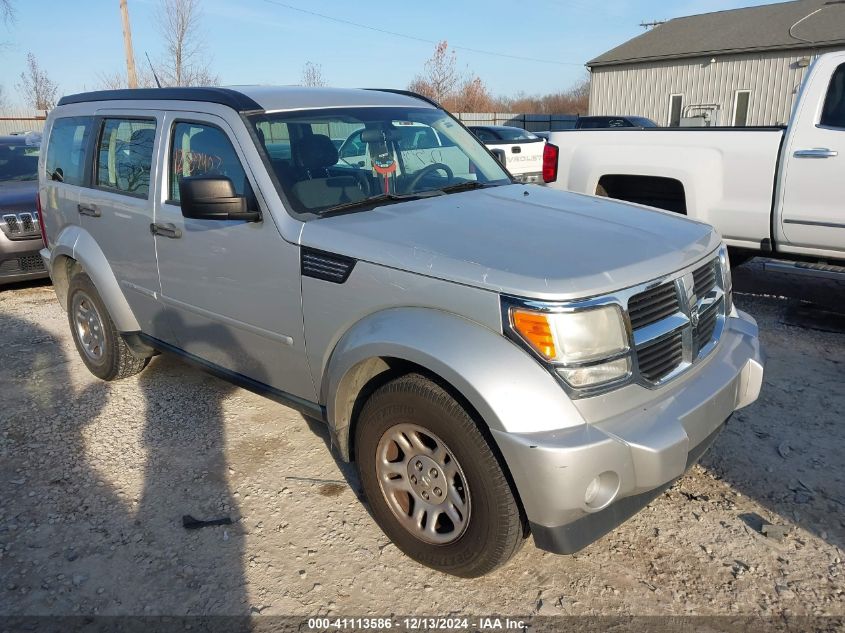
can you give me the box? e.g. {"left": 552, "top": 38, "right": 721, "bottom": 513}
{"left": 0, "top": 139, "right": 41, "bottom": 182}
{"left": 249, "top": 107, "right": 511, "bottom": 217}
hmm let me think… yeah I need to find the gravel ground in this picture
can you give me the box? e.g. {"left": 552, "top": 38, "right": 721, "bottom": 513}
{"left": 1, "top": 261, "right": 843, "bottom": 618}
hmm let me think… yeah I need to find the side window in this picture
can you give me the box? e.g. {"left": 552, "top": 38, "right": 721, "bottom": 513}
{"left": 339, "top": 131, "right": 364, "bottom": 158}
{"left": 254, "top": 120, "right": 292, "bottom": 161}
{"left": 669, "top": 94, "right": 684, "bottom": 127}
{"left": 169, "top": 122, "right": 248, "bottom": 202}
{"left": 45, "top": 117, "right": 94, "bottom": 185}
{"left": 96, "top": 119, "right": 157, "bottom": 198}
{"left": 821, "top": 63, "right": 845, "bottom": 129}
{"left": 733, "top": 90, "right": 751, "bottom": 127}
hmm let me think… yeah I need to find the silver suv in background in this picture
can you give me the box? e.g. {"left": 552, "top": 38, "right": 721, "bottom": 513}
{"left": 1, "top": 133, "right": 48, "bottom": 284}
{"left": 38, "top": 86, "right": 763, "bottom": 577}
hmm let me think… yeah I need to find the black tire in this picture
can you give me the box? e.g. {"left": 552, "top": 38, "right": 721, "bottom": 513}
{"left": 67, "top": 272, "right": 149, "bottom": 381}
{"left": 355, "top": 373, "right": 524, "bottom": 577}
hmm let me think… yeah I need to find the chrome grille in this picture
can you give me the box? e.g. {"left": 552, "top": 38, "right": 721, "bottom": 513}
{"left": 1, "top": 212, "right": 40, "bottom": 240}
{"left": 696, "top": 305, "right": 719, "bottom": 349}
{"left": 3, "top": 214, "right": 19, "bottom": 233}
{"left": 637, "top": 332, "right": 684, "bottom": 382}
{"left": 628, "top": 282, "right": 680, "bottom": 330}
{"left": 692, "top": 260, "right": 717, "bottom": 297}
{"left": 627, "top": 255, "right": 726, "bottom": 386}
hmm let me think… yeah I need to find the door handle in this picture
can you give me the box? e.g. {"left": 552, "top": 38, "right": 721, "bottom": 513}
{"left": 150, "top": 222, "right": 182, "bottom": 239}
{"left": 77, "top": 203, "right": 101, "bottom": 217}
{"left": 793, "top": 148, "right": 838, "bottom": 159}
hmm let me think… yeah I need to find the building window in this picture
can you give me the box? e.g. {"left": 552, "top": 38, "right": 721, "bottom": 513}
{"left": 733, "top": 90, "right": 751, "bottom": 127}
{"left": 669, "top": 94, "right": 683, "bottom": 127}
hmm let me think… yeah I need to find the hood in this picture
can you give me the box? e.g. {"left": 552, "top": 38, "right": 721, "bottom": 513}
{"left": 300, "top": 184, "right": 720, "bottom": 300}
{"left": 0, "top": 180, "right": 38, "bottom": 210}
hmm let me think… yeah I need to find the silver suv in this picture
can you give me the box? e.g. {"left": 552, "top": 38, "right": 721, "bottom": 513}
{"left": 38, "top": 87, "right": 763, "bottom": 577}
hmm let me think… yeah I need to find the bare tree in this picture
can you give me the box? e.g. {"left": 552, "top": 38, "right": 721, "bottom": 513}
{"left": 300, "top": 61, "right": 326, "bottom": 87}
{"left": 98, "top": 68, "right": 158, "bottom": 90}
{"left": 448, "top": 76, "right": 493, "bottom": 112}
{"left": 0, "top": 84, "right": 7, "bottom": 108}
{"left": 409, "top": 41, "right": 459, "bottom": 104}
{"left": 16, "top": 52, "right": 58, "bottom": 110}
{"left": 1, "top": 0, "right": 14, "bottom": 24}
{"left": 494, "top": 77, "right": 590, "bottom": 115}
{"left": 156, "top": 0, "right": 218, "bottom": 87}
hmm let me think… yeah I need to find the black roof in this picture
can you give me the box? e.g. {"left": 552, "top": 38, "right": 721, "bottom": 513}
{"left": 57, "top": 87, "right": 263, "bottom": 112}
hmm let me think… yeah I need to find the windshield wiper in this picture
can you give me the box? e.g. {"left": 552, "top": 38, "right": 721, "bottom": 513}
{"left": 320, "top": 191, "right": 444, "bottom": 216}
{"left": 437, "top": 181, "right": 497, "bottom": 194}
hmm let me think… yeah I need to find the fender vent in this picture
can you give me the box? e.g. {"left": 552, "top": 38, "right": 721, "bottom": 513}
{"left": 301, "top": 248, "right": 356, "bottom": 284}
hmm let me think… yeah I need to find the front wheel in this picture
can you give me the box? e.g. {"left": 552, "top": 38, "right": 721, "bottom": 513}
{"left": 355, "top": 374, "right": 525, "bottom": 577}
{"left": 67, "top": 272, "right": 150, "bottom": 381}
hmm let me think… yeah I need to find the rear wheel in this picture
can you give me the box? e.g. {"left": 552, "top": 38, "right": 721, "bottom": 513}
{"left": 68, "top": 272, "right": 150, "bottom": 381}
{"left": 355, "top": 373, "right": 524, "bottom": 577}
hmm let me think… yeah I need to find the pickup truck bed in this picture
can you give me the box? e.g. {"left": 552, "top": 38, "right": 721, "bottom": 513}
{"left": 543, "top": 51, "right": 845, "bottom": 264}
{"left": 549, "top": 127, "right": 785, "bottom": 249}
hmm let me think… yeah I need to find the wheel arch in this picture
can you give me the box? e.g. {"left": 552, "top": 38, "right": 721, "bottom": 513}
{"left": 51, "top": 225, "right": 140, "bottom": 332}
{"left": 323, "top": 307, "right": 584, "bottom": 462}
{"left": 596, "top": 173, "right": 688, "bottom": 215}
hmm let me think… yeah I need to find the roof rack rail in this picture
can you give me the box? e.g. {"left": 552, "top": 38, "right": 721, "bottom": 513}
{"left": 56, "top": 87, "right": 263, "bottom": 112}
{"left": 364, "top": 88, "right": 441, "bottom": 109}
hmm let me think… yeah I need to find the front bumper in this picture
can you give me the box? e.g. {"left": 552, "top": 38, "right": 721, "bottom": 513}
{"left": 492, "top": 309, "right": 763, "bottom": 554}
{"left": 0, "top": 233, "right": 48, "bottom": 284}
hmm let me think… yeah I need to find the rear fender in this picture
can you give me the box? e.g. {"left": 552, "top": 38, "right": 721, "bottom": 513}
{"left": 49, "top": 225, "right": 140, "bottom": 332}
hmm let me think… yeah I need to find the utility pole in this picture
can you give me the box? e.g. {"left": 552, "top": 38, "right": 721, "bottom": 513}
{"left": 120, "top": 0, "right": 139, "bottom": 88}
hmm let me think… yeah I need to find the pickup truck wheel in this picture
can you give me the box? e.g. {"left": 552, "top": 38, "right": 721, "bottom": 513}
{"left": 355, "top": 373, "right": 524, "bottom": 577}
{"left": 68, "top": 273, "right": 149, "bottom": 381}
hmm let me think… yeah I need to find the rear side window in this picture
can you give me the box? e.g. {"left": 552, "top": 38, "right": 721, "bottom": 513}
{"left": 821, "top": 63, "right": 845, "bottom": 129}
{"left": 96, "top": 119, "right": 157, "bottom": 198}
{"left": 45, "top": 117, "right": 93, "bottom": 185}
{"left": 169, "top": 122, "right": 247, "bottom": 202}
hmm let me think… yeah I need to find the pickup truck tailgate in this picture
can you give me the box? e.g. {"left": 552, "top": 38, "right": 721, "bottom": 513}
{"left": 486, "top": 139, "right": 546, "bottom": 183}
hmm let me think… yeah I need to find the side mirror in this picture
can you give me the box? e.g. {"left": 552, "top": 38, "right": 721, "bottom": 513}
{"left": 490, "top": 148, "right": 507, "bottom": 166}
{"left": 178, "top": 176, "right": 261, "bottom": 222}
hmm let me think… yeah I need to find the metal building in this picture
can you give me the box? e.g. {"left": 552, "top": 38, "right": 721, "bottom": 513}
{"left": 587, "top": 0, "right": 845, "bottom": 127}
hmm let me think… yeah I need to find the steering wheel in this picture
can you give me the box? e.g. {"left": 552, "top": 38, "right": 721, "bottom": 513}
{"left": 349, "top": 170, "right": 372, "bottom": 196}
{"left": 405, "top": 163, "right": 453, "bottom": 192}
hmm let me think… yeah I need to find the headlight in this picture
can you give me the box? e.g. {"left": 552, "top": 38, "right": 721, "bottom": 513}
{"left": 508, "top": 303, "right": 631, "bottom": 390}
{"left": 718, "top": 243, "right": 733, "bottom": 313}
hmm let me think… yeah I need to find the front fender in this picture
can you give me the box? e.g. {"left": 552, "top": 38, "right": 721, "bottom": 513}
{"left": 325, "top": 307, "right": 585, "bottom": 460}
{"left": 49, "top": 225, "right": 140, "bottom": 332}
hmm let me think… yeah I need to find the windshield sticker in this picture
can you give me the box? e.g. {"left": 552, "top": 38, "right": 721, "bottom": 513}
{"left": 369, "top": 140, "right": 397, "bottom": 193}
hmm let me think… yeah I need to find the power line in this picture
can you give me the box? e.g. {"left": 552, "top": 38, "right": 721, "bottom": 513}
{"left": 258, "top": 0, "right": 584, "bottom": 67}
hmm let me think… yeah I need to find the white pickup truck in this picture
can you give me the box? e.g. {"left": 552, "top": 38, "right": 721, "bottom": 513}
{"left": 468, "top": 125, "right": 546, "bottom": 184}
{"left": 543, "top": 51, "right": 845, "bottom": 271}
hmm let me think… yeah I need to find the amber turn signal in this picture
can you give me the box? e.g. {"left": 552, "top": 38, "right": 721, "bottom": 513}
{"left": 511, "top": 310, "right": 556, "bottom": 359}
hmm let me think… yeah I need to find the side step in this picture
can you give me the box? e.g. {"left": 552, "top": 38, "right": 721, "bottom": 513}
{"left": 763, "top": 260, "right": 845, "bottom": 281}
